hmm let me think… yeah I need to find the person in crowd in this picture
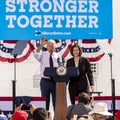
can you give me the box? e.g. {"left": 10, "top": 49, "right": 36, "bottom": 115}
{"left": 0, "top": 109, "right": 8, "bottom": 120}
{"left": 66, "top": 44, "right": 94, "bottom": 105}
{"left": 29, "top": 103, "right": 53, "bottom": 120}
{"left": 67, "top": 92, "right": 93, "bottom": 120}
{"left": 32, "top": 107, "right": 52, "bottom": 120}
{"left": 34, "top": 37, "right": 60, "bottom": 111}
{"left": 114, "top": 110, "right": 120, "bottom": 120}
{"left": 9, "top": 103, "right": 32, "bottom": 120}
{"left": 71, "top": 102, "right": 112, "bottom": 120}
{"left": 10, "top": 110, "right": 28, "bottom": 120}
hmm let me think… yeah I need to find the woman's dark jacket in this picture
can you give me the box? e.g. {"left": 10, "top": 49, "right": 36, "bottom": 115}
{"left": 66, "top": 57, "right": 94, "bottom": 91}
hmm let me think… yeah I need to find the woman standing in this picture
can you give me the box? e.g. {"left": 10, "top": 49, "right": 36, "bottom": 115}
{"left": 66, "top": 44, "right": 94, "bottom": 105}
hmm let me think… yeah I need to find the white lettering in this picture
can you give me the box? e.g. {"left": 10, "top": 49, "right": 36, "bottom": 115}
{"left": 53, "top": 0, "right": 64, "bottom": 12}
{"left": 17, "top": 15, "right": 29, "bottom": 28}
{"left": 29, "top": 0, "right": 39, "bottom": 12}
{"left": 54, "top": 15, "right": 64, "bottom": 28}
{"left": 66, "top": 0, "right": 76, "bottom": 12}
{"left": 17, "top": 0, "right": 27, "bottom": 12}
{"left": 6, "top": 0, "right": 16, "bottom": 12}
{"left": 40, "top": 0, "right": 52, "bottom": 12}
{"left": 78, "top": 16, "right": 87, "bottom": 28}
{"left": 6, "top": 15, "right": 16, "bottom": 28}
{"left": 66, "top": 16, "right": 77, "bottom": 28}
{"left": 30, "top": 15, "right": 42, "bottom": 28}
{"left": 78, "top": 0, "right": 87, "bottom": 13}
{"left": 6, "top": 0, "right": 99, "bottom": 13}
{"left": 88, "top": 16, "right": 98, "bottom": 28}
{"left": 89, "top": 0, "right": 99, "bottom": 13}
{"left": 6, "top": 15, "right": 98, "bottom": 28}
{"left": 43, "top": 15, "right": 53, "bottom": 28}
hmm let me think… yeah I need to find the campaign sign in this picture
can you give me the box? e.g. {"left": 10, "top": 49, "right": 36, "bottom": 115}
{"left": 0, "top": 0, "right": 112, "bottom": 40}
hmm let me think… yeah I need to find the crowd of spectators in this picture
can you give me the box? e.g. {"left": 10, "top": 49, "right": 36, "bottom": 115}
{"left": 1, "top": 92, "right": 120, "bottom": 120}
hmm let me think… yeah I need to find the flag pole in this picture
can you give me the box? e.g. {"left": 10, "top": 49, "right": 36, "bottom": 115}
{"left": 11, "top": 41, "right": 28, "bottom": 112}
{"left": 12, "top": 54, "right": 17, "bottom": 112}
{"left": 108, "top": 53, "right": 116, "bottom": 118}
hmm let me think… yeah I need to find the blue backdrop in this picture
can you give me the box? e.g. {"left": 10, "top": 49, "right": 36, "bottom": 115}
{"left": 0, "top": 0, "right": 112, "bottom": 40}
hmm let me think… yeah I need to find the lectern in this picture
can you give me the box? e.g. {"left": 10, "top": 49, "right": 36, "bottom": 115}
{"left": 44, "top": 66, "right": 79, "bottom": 120}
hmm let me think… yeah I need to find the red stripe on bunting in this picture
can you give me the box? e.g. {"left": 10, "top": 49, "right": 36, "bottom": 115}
{"left": 88, "top": 53, "right": 105, "bottom": 62}
{"left": 62, "top": 41, "right": 73, "bottom": 58}
{"left": 0, "top": 41, "right": 35, "bottom": 63}
{"left": 82, "top": 39, "right": 96, "bottom": 44}
{"left": 55, "top": 40, "right": 60, "bottom": 43}
{"left": 16, "top": 41, "right": 35, "bottom": 62}
{"left": 3, "top": 40, "right": 18, "bottom": 44}
{"left": 108, "top": 39, "right": 112, "bottom": 44}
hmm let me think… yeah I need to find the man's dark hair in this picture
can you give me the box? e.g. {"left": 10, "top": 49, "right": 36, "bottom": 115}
{"left": 32, "top": 108, "right": 48, "bottom": 120}
{"left": 78, "top": 92, "right": 90, "bottom": 105}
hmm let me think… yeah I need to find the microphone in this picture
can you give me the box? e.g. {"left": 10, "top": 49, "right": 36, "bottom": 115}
{"left": 62, "top": 58, "right": 65, "bottom": 66}
{"left": 57, "top": 57, "right": 61, "bottom": 66}
{"left": 57, "top": 57, "right": 65, "bottom": 66}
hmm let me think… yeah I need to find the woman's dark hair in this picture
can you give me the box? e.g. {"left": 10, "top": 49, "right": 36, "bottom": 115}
{"left": 78, "top": 92, "right": 91, "bottom": 105}
{"left": 32, "top": 108, "right": 48, "bottom": 120}
{"left": 70, "top": 44, "right": 82, "bottom": 56}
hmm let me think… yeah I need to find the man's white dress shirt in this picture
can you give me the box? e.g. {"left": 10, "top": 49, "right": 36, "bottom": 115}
{"left": 34, "top": 51, "right": 60, "bottom": 78}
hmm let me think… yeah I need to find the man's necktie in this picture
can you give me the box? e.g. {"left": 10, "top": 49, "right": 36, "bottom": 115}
{"left": 49, "top": 54, "right": 53, "bottom": 67}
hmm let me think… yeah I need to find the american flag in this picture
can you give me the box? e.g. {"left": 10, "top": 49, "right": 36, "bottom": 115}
{"left": 0, "top": 39, "right": 111, "bottom": 63}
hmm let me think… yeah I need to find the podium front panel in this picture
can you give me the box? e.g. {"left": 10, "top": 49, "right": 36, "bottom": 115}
{"left": 44, "top": 67, "right": 79, "bottom": 82}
